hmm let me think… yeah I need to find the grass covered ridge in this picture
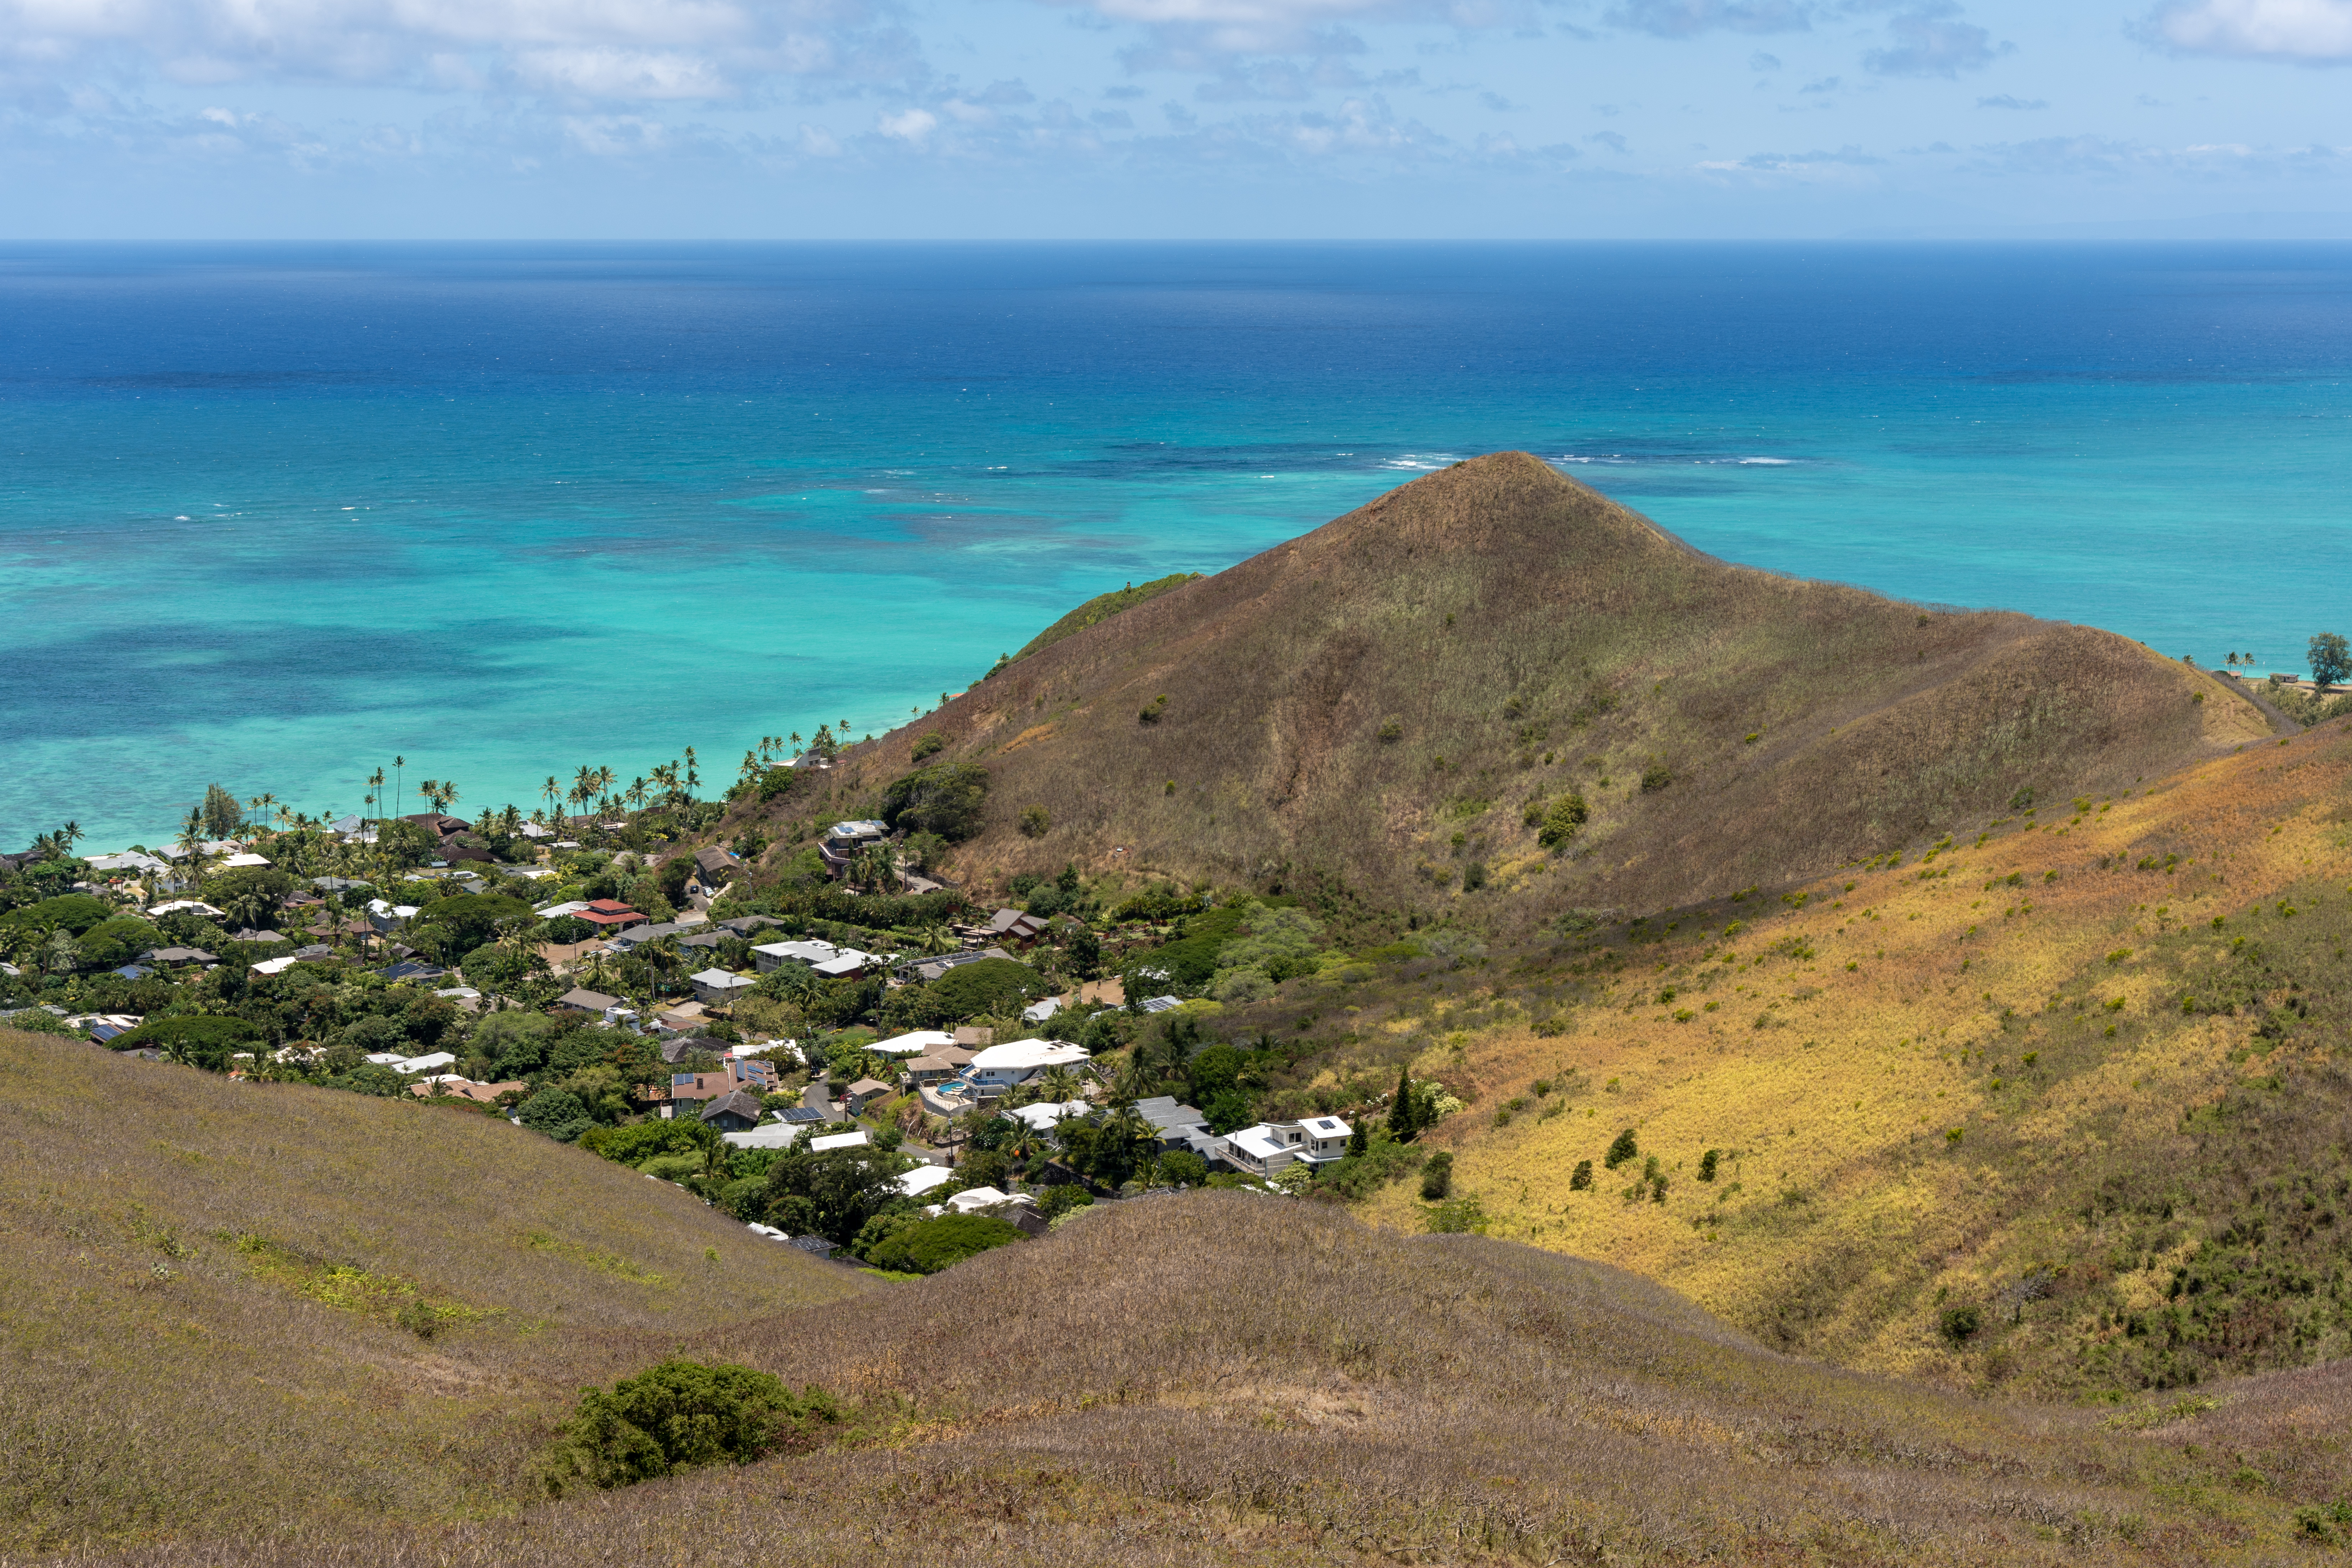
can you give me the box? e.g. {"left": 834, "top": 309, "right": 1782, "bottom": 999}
{"left": 1350, "top": 718, "right": 2352, "bottom": 1400}
{"left": 61, "top": 1196, "right": 2352, "bottom": 1566}
{"left": 0, "top": 1034, "right": 863, "bottom": 1553}
{"left": 1011, "top": 572, "right": 1202, "bottom": 663}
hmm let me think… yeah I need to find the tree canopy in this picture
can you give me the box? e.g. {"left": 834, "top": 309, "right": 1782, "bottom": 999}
{"left": 863, "top": 1213, "right": 1023, "bottom": 1275}
{"left": 879, "top": 761, "right": 992, "bottom": 843}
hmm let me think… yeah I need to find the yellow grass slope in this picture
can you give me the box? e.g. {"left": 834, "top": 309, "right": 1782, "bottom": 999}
{"left": 1361, "top": 717, "right": 2352, "bottom": 1396}
{"left": 843, "top": 452, "right": 2262, "bottom": 924}
{"left": 0, "top": 1035, "right": 864, "bottom": 1553}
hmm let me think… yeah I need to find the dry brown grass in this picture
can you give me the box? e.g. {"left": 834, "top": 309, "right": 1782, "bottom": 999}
{"left": 811, "top": 452, "right": 2259, "bottom": 923}
{"left": 0, "top": 1034, "right": 864, "bottom": 1553}
{"left": 37, "top": 1195, "right": 2348, "bottom": 1566}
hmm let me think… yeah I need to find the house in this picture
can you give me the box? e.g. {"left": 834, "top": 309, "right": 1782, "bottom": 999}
{"left": 1131, "top": 1095, "right": 1213, "bottom": 1148}
{"left": 387, "top": 1051, "right": 458, "bottom": 1075}
{"left": 365, "top": 899, "right": 420, "bottom": 932}
{"left": 379, "top": 960, "right": 449, "bottom": 984}
{"left": 1221, "top": 1116, "right": 1354, "bottom": 1178}
{"left": 699, "top": 1089, "right": 766, "bottom": 1132}
{"left": 676, "top": 930, "right": 727, "bottom": 952}
{"left": 691, "top": 846, "right": 746, "bottom": 890}
{"left": 67, "top": 1013, "right": 142, "bottom": 1044}
{"left": 943, "top": 1185, "right": 1032, "bottom": 1216}
{"left": 230, "top": 927, "right": 288, "bottom": 944}
{"left": 752, "top": 938, "right": 839, "bottom": 974}
{"left": 86, "top": 851, "right": 173, "bottom": 875}
{"left": 998, "top": 1099, "right": 1092, "bottom": 1136}
{"left": 146, "top": 900, "right": 227, "bottom": 920}
{"left": 1138, "top": 995, "right": 1186, "bottom": 1014}
{"left": 535, "top": 899, "right": 592, "bottom": 920}
{"left": 952, "top": 1025, "right": 995, "bottom": 1048}
{"left": 1021, "top": 996, "right": 1064, "bottom": 1024}
{"left": 689, "top": 968, "right": 756, "bottom": 1007}
{"left": 810, "top": 949, "right": 878, "bottom": 980}
{"left": 250, "top": 955, "right": 303, "bottom": 976}
{"left": 897, "top": 1163, "right": 955, "bottom": 1199}
{"left": 650, "top": 1003, "right": 710, "bottom": 1033}
{"left": 311, "top": 876, "right": 370, "bottom": 894}
{"left": 965, "top": 1038, "right": 1090, "bottom": 1096}
{"left": 407, "top": 1077, "right": 525, "bottom": 1105}
{"left": 217, "top": 852, "right": 272, "bottom": 870}
{"left": 716, "top": 915, "right": 791, "bottom": 937}
{"left": 869, "top": 1029, "right": 957, "bottom": 1059}
{"left": 816, "top": 820, "right": 890, "bottom": 877}
{"left": 609, "top": 920, "right": 688, "bottom": 952}
{"left": 839, "top": 1077, "right": 893, "bottom": 1113}
{"left": 659, "top": 1033, "right": 730, "bottom": 1065}
{"left": 988, "top": 908, "right": 1051, "bottom": 945}
{"left": 557, "top": 986, "right": 625, "bottom": 1015}
{"left": 142, "top": 946, "right": 220, "bottom": 966}
{"left": 893, "top": 947, "right": 1017, "bottom": 985}
{"left": 902, "top": 1046, "right": 975, "bottom": 1086}
{"left": 575, "top": 900, "right": 649, "bottom": 931}
{"left": 808, "top": 1128, "right": 872, "bottom": 1154}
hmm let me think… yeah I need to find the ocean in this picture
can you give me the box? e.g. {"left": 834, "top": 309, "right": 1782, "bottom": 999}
{"left": 5, "top": 242, "right": 2350, "bottom": 847}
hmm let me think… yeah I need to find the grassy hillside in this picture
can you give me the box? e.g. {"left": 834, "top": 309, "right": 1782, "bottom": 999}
{"left": 1010, "top": 572, "right": 1202, "bottom": 663}
{"left": 72, "top": 1197, "right": 2352, "bottom": 1565}
{"left": 1340, "top": 716, "right": 2352, "bottom": 1399}
{"left": 0, "top": 1034, "right": 863, "bottom": 1553}
{"left": 813, "top": 453, "right": 2261, "bottom": 926}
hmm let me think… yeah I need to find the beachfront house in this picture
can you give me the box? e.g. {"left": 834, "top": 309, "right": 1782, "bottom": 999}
{"left": 965, "top": 1038, "right": 1090, "bottom": 1096}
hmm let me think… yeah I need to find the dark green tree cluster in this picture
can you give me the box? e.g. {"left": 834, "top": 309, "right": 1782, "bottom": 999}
{"left": 540, "top": 1359, "right": 840, "bottom": 1495}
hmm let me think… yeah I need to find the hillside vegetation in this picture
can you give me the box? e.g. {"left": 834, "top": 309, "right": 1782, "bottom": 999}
{"left": 64, "top": 1197, "right": 2352, "bottom": 1566}
{"left": 1010, "top": 571, "right": 1202, "bottom": 663}
{"left": 1339, "top": 716, "right": 2352, "bottom": 1400}
{"left": 0, "top": 1035, "right": 862, "bottom": 1553}
{"left": 813, "top": 453, "right": 2260, "bottom": 927}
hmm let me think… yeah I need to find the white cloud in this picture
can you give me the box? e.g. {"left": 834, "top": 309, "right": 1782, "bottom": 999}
{"left": 878, "top": 105, "right": 937, "bottom": 138}
{"left": 1604, "top": 0, "right": 1810, "bottom": 36}
{"left": 0, "top": 0, "right": 923, "bottom": 99}
{"left": 1863, "top": 8, "right": 2009, "bottom": 75}
{"left": 1051, "top": 0, "right": 1529, "bottom": 64}
{"left": 2149, "top": 0, "right": 2352, "bottom": 58}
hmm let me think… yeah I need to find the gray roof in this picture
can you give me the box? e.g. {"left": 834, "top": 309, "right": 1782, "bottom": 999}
{"left": 1138, "top": 995, "right": 1186, "bottom": 1014}
{"left": 559, "top": 987, "right": 623, "bottom": 1011}
{"left": 700, "top": 1088, "right": 766, "bottom": 1124}
{"left": 1131, "top": 1095, "right": 1210, "bottom": 1133}
{"left": 717, "top": 915, "right": 791, "bottom": 935}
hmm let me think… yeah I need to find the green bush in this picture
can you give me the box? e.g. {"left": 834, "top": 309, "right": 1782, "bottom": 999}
{"left": 1603, "top": 1127, "right": 1639, "bottom": 1169}
{"left": 1419, "top": 1150, "right": 1454, "bottom": 1200}
{"left": 407, "top": 893, "right": 533, "bottom": 962}
{"left": 880, "top": 761, "right": 991, "bottom": 843}
{"left": 1038, "top": 1184, "right": 1094, "bottom": 1219}
{"left": 539, "top": 1359, "right": 840, "bottom": 1495}
{"left": 911, "top": 732, "right": 946, "bottom": 762}
{"left": 1017, "top": 805, "right": 1051, "bottom": 839}
{"left": 3, "top": 1007, "right": 81, "bottom": 1038}
{"left": 1158, "top": 1150, "right": 1208, "bottom": 1187}
{"left": 579, "top": 1118, "right": 716, "bottom": 1165}
{"left": 1940, "top": 1304, "right": 1981, "bottom": 1344}
{"left": 78, "top": 915, "right": 162, "bottom": 970}
{"left": 863, "top": 1213, "right": 1025, "bottom": 1275}
{"left": 1570, "top": 1158, "right": 1593, "bottom": 1191}
{"left": 1537, "top": 795, "right": 1589, "bottom": 850}
{"left": 2, "top": 893, "right": 112, "bottom": 937}
{"left": 925, "top": 957, "right": 1040, "bottom": 1021}
{"left": 107, "top": 1015, "right": 262, "bottom": 1070}
{"left": 1640, "top": 763, "right": 1671, "bottom": 793}
{"left": 516, "top": 1087, "right": 593, "bottom": 1142}
{"left": 1698, "top": 1148, "right": 1720, "bottom": 1182}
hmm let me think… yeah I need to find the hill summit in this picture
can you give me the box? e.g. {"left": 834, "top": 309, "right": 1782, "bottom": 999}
{"left": 857, "top": 452, "right": 2260, "bottom": 921}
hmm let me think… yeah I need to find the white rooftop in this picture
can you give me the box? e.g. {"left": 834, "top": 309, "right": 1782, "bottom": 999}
{"left": 721, "top": 1125, "right": 802, "bottom": 1150}
{"left": 870, "top": 1029, "right": 956, "bottom": 1057}
{"left": 1298, "top": 1115, "right": 1352, "bottom": 1139}
{"left": 389, "top": 1052, "right": 457, "bottom": 1075}
{"left": 535, "top": 900, "right": 591, "bottom": 919}
{"left": 218, "top": 852, "right": 272, "bottom": 869}
{"left": 1228, "top": 1125, "right": 1290, "bottom": 1161}
{"left": 969, "top": 1038, "right": 1089, "bottom": 1072}
{"left": 999, "top": 1099, "right": 1092, "bottom": 1132}
{"left": 147, "top": 899, "right": 226, "bottom": 918}
{"left": 808, "top": 1129, "right": 872, "bottom": 1153}
{"left": 811, "top": 950, "right": 877, "bottom": 977}
{"left": 690, "top": 968, "right": 754, "bottom": 989}
{"left": 897, "top": 1163, "right": 955, "bottom": 1198}
{"left": 753, "top": 939, "right": 839, "bottom": 963}
{"left": 945, "top": 1185, "right": 1033, "bottom": 1214}
{"left": 250, "top": 955, "right": 302, "bottom": 975}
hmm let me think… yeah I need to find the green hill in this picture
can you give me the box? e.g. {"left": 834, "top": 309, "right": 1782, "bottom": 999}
{"left": 0, "top": 1031, "right": 862, "bottom": 1552}
{"left": 821, "top": 453, "right": 2262, "bottom": 927}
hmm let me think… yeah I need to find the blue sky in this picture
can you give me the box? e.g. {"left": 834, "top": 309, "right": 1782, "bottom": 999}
{"left": 7, "top": 0, "right": 2352, "bottom": 235}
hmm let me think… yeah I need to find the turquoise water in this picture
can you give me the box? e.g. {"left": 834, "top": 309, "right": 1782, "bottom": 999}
{"left": 5, "top": 243, "right": 2350, "bottom": 847}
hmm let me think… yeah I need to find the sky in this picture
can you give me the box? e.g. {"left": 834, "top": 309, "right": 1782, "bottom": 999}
{"left": 5, "top": 0, "right": 2352, "bottom": 236}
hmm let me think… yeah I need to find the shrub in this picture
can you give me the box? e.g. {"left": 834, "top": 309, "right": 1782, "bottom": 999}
{"left": 516, "top": 1087, "right": 594, "bottom": 1142}
{"left": 107, "top": 1015, "right": 261, "bottom": 1070}
{"left": 1138, "top": 694, "right": 1169, "bottom": 725}
{"left": 1424, "top": 1194, "right": 1487, "bottom": 1234}
{"left": 1640, "top": 762, "right": 1671, "bottom": 793}
{"left": 911, "top": 732, "right": 946, "bottom": 762}
{"left": 1940, "top": 1304, "right": 1981, "bottom": 1343}
{"left": 580, "top": 1119, "right": 715, "bottom": 1165}
{"left": 1603, "top": 1127, "right": 1639, "bottom": 1169}
{"left": 879, "top": 761, "right": 991, "bottom": 843}
{"left": 1569, "top": 1159, "right": 1593, "bottom": 1191}
{"left": 1, "top": 893, "right": 111, "bottom": 937}
{"left": 539, "top": 1359, "right": 840, "bottom": 1495}
{"left": 1537, "top": 794, "right": 1589, "bottom": 850}
{"left": 926, "top": 957, "right": 1041, "bottom": 1022}
{"left": 1159, "top": 1150, "right": 1208, "bottom": 1187}
{"left": 1461, "top": 861, "right": 1488, "bottom": 892}
{"left": 864, "top": 1213, "right": 1025, "bottom": 1275}
{"left": 1376, "top": 718, "right": 1402, "bottom": 743}
{"left": 78, "top": 915, "right": 162, "bottom": 969}
{"left": 1038, "top": 1184, "right": 1094, "bottom": 1219}
{"left": 1017, "top": 805, "right": 1051, "bottom": 839}
{"left": 1698, "top": 1148, "right": 1720, "bottom": 1182}
{"left": 1419, "top": 1151, "right": 1454, "bottom": 1200}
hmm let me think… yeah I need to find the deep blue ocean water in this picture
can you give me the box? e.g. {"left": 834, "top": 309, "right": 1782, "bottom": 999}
{"left": 5, "top": 242, "right": 2350, "bottom": 847}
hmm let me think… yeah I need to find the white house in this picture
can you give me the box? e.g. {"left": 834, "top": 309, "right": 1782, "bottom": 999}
{"left": 147, "top": 899, "right": 227, "bottom": 920}
{"left": 250, "top": 955, "right": 303, "bottom": 976}
{"left": 997, "top": 1099, "right": 1092, "bottom": 1136}
{"left": 86, "top": 851, "right": 173, "bottom": 875}
{"left": 808, "top": 1128, "right": 872, "bottom": 1154}
{"left": 218, "top": 852, "right": 272, "bottom": 869}
{"left": 689, "top": 968, "right": 756, "bottom": 1007}
{"left": 1020, "top": 996, "right": 1064, "bottom": 1024}
{"left": 897, "top": 1163, "right": 955, "bottom": 1199}
{"left": 751, "top": 938, "right": 839, "bottom": 974}
{"left": 870, "top": 1029, "right": 957, "bottom": 1058}
{"left": 811, "top": 948, "right": 879, "bottom": 979}
{"left": 388, "top": 1051, "right": 458, "bottom": 1076}
{"left": 721, "top": 1124, "right": 802, "bottom": 1151}
{"left": 943, "top": 1185, "right": 1034, "bottom": 1215}
{"left": 1221, "top": 1116, "right": 1354, "bottom": 1178}
{"left": 366, "top": 898, "right": 420, "bottom": 932}
{"left": 965, "top": 1038, "right": 1090, "bottom": 1096}
{"left": 535, "top": 900, "right": 592, "bottom": 920}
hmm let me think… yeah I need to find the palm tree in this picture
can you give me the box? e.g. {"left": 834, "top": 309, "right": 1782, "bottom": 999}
{"left": 541, "top": 776, "right": 562, "bottom": 817}
{"left": 367, "top": 768, "right": 385, "bottom": 824}
{"left": 1037, "top": 1065, "right": 1082, "bottom": 1104}
{"left": 571, "top": 765, "right": 598, "bottom": 818}
{"left": 626, "top": 777, "right": 648, "bottom": 813}
{"left": 43, "top": 929, "right": 81, "bottom": 975}
{"left": 392, "top": 755, "right": 406, "bottom": 819}
{"left": 682, "top": 749, "right": 699, "bottom": 798}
